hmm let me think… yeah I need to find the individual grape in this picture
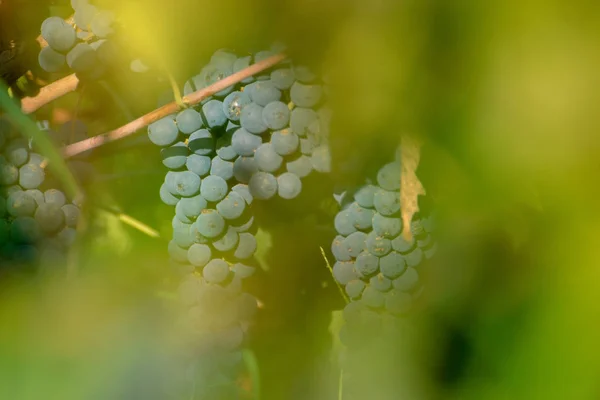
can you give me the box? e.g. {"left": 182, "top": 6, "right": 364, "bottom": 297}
{"left": 355, "top": 251, "right": 379, "bottom": 277}
{"left": 232, "top": 157, "right": 258, "bottom": 184}
{"left": 176, "top": 109, "right": 204, "bottom": 134}
{"left": 334, "top": 209, "right": 357, "bottom": 236}
{"left": 393, "top": 268, "right": 419, "bottom": 291}
{"left": 240, "top": 103, "right": 267, "bottom": 134}
{"left": 212, "top": 226, "right": 239, "bottom": 252}
{"left": 347, "top": 203, "right": 374, "bottom": 231}
{"left": 299, "top": 137, "right": 316, "bottom": 155}
{"left": 168, "top": 240, "right": 189, "bottom": 263}
{"left": 261, "top": 101, "right": 290, "bottom": 130}
{"left": 177, "top": 194, "right": 207, "bottom": 220}
{"left": 188, "top": 129, "right": 214, "bottom": 155}
{"left": 173, "top": 224, "right": 194, "bottom": 248}
{"left": 254, "top": 50, "right": 275, "bottom": 63}
{"left": 202, "top": 100, "right": 228, "bottom": 128}
{"left": 186, "top": 154, "right": 212, "bottom": 177}
{"left": 2, "top": 185, "right": 22, "bottom": 197}
{"left": 370, "top": 274, "right": 392, "bottom": 292}
{"left": 232, "top": 128, "right": 262, "bottom": 156}
{"left": 214, "top": 132, "right": 236, "bottom": 163}
{"left": 311, "top": 145, "right": 331, "bottom": 173}
{"left": 160, "top": 183, "right": 179, "bottom": 206}
{"left": 379, "top": 251, "right": 406, "bottom": 279}
{"left": 271, "top": 129, "right": 299, "bottom": 156}
{"left": 404, "top": 247, "right": 423, "bottom": 268}
{"left": 233, "top": 56, "right": 254, "bottom": 84}
{"left": 10, "top": 216, "right": 42, "bottom": 244}
{"left": 332, "top": 235, "right": 351, "bottom": 262}
{"left": 377, "top": 162, "right": 401, "bottom": 191}
{"left": 172, "top": 171, "right": 201, "bottom": 197}
{"left": 372, "top": 213, "right": 402, "bottom": 238}
{"left": 187, "top": 243, "right": 212, "bottom": 267}
{"left": 361, "top": 286, "right": 385, "bottom": 309}
{"left": 290, "top": 82, "right": 322, "bottom": 108}
{"left": 222, "top": 91, "right": 251, "bottom": 121}
{"left": 410, "top": 219, "right": 428, "bottom": 239}
{"left": 90, "top": 10, "right": 114, "bottom": 38}
{"left": 248, "top": 172, "right": 278, "bottom": 200}
{"left": 211, "top": 49, "right": 237, "bottom": 70}
{"left": 343, "top": 231, "right": 367, "bottom": 258}
{"left": 0, "top": 158, "right": 19, "bottom": 185}
{"left": 41, "top": 17, "right": 76, "bottom": 52}
{"left": 66, "top": 43, "right": 98, "bottom": 73}
{"left": 270, "top": 68, "right": 295, "bottom": 90}
{"left": 195, "top": 209, "right": 225, "bottom": 238}
{"left": 148, "top": 117, "right": 179, "bottom": 147}
{"left": 74, "top": 2, "right": 98, "bottom": 27}
{"left": 161, "top": 142, "right": 189, "bottom": 169}
{"left": 276, "top": 172, "right": 302, "bottom": 199}
{"left": 203, "top": 259, "right": 230, "bottom": 284}
{"left": 231, "top": 215, "right": 254, "bottom": 233}
{"left": 366, "top": 231, "right": 392, "bottom": 257}
{"left": 353, "top": 185, "right": 377, "bottom": 209}
{"left": 332, "top": 261, "right": 358, "bottom": 285}
{"left": 373, "top": 189, "right": 401, "bottom": 216}
{"left": 58, "top": 227, "right": 77, "bottom": 248}
{"left": 7, "top": 191, "right": 36, "bottom": 217}
{"left": 210, "top": 157, "right": 234, "bottom": 181}
{"left": 234, "top": 233, "right": 257, "bottom": 260}
{"left": 232, "top": 263, "right": 255, "bottom": 279}
{"left": 38, "top": 46, "right": 66, "bottom": 73}
{"left": 417, "top": 234, "right": 433, "bottom": 249}
{"left": 391, "top": 235, "right": 415, "bottom": 254}
{"left": 216, "top": 192, "right": 246, "bottom": 220}
{"left": 61, "top": 204, "right": 80, "bottom": 228}
{"left": 345, "top": 280, "right": 366, "bottom": 299}
{"left": 286, "top": 155, "right": 313, "bottom": 178}
{"left": 34, "top": 203, "right": 65, "bottom": 233}
{"left": 5, "top": 138, "right": 29, "bottom": 166}
{"left": 200, "top": 175, "right": 228, "bottom": 202}
{"left": 255, "top": 143, "right": 283, "bottom": 173}
{"left": 292, "top": 65, "right": 317, "bottom": 83}
{"left": 247, "top": 80, "right": 281, "bottom": 106}
{"left": 290, "top": 108, "right": 318, "bottom": 137}
{"left": 19, "top": 163, "right": 45, "bottom": 190}
{"left": 199, "top": 64, "right": 234, "bottom": 97}
{"left": 385, "top": 290, "right": 412, "bottom": 315}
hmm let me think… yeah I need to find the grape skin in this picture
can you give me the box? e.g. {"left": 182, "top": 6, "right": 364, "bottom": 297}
{"left": 186, "top": 154, "right": 212, "bottom": 177}
{"left": 276, "top": 172, "right": 302, "bottom": 200}
{"left": 200, "top": 175, "right": 228, "bottom": 202}
{"left": 212, "top": 226, "right": 239, "bottom": 252}
{"left": 188, "top": 129, "right": 215, "bottom": 156}
{"left": 355, "top": 251, "right": 379, "bottom": 277}
{"left": 247, "top": 80, "right": 281, "bottom": 107}
{"left": 345, "top": 280, "right": 366, "bottom": 299}
{"left": 172, "top": 171, "right": 201, "bottom": 197}
{"left": 393, "top": 268, "right": 419, "bottom": 291}
{"left": 270, "top": 68, "right": 295, "bottom": 90}
{"left": 261, "top": 101, "right": 290, "bottom": 130}
{"left": 195, "top": 210, "right": 225, "bottom": 238}
{"left": 372, "top": 213, "right": 402, "bottom": 238}
{"left": 161, "top": 142, "right": 189, "bottom": 169}
{"left": 286, "top": 155, "right": 312, "bottom": 178}
{"left": 240, "top": 103, "right": 267, "bottom": 134}
{"left": 187, "top": 243, "right": 212, "bottom": 267}
{"left": 202, "top": 100, "right": 228, "bottom": 129}
{"left": 232, "top": 157, "right": 258, "bottom": 184}
{"left": 248, "top": 172, "right": 278, "bottom": 200}
{"left": 216, "top": 192, "right": 246, "bottom": 220}
{"left": 290, "top": 108, "right": 318, "bottom": 137}
{"left": 41, "top": 17, "right": 76, "bottom": 52}
{"left": 379, "top": 251, "right": 406, "bottom": 279}
{"left": 255, "top": 143, "right": 283, "bottom": 173}
{"left": 38, "top": 47, "right": 66, "bottom": 73}
{"left": 222, "top": 91, "right": 251, "bottom": 121}
{"left": 148, "top": 117, "right": 179, "bottom": 147}
{"left": 271, "top": 129, "right": 299, "bottom": 156}
{"left": 19, "top": 163, "right": 45, "bottom": 189}
{"left": 332, "top": 261, "right": 358, "bottom": 285}
{"left": 290, "top": 82, "right": 323, "bottom": 108}
{"left": 234, "top": 233, "right": 257, "bottom": 260}
{"left": 203, "top": 259, "right": 231, "bottom": 284}
{"left": 210, "top": 157, "right": 234, "bottom": 181}
{"left": 232, "top": 128, "right": 262, "bottom": 157}
{"left": 176, "top": 109, "right": 204, "bottom": 134}
{"left": 34, "top": 203, "right": 65, "bottom": 234}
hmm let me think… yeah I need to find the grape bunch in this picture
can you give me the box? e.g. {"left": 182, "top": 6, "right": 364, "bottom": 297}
{"left": 38, "top": 0, "right": 116, "bottom": 78}
{"left": 0, "top": 119, "right": 82, "bottom": 271}
{"left": 330, "top": 152, "right": 436, "bottom": 348}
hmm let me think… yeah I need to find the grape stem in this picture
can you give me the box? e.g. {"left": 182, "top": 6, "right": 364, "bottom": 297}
{"left": 20, "top": 73, "right": 79, "bottom": 114}
{"left": 62, "top": 53, "right": 287, "bottom": 158}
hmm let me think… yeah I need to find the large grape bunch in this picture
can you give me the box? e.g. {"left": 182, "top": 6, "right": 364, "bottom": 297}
{"left": 330, "top": 151, "right": 436, "bottom": 348}
{"left": 0, "top": 119, "right": 82, "bottom": 271}
{"left": 38, "top": 0, "right": 117, "bottom": 78}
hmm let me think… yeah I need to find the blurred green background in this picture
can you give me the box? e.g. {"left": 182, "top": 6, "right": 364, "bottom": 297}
{"left": 2, "top": 0, "right": 600, "bottom": 399}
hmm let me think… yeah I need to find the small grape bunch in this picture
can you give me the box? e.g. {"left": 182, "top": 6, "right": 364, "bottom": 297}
{"left": 38, "top": 0, "right": 117, "bottom": 78}
{"left": 0, "top": 119, "right": 82, "bottom": 271}
{"left": 329, "top": 152, "right": 436, "bottom": 348}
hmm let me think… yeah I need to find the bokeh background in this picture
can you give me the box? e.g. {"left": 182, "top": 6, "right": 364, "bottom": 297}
{"left": 2, "top": 0, "right": 600, "bottom": 399}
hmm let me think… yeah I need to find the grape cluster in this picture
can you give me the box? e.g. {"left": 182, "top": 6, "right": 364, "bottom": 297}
{"left": 38, "top": 0, "right": 116, "bottom": 78}
{"left": 0, "top": 119, "right": 81, "bottom": 271}
{"left": 330, "top": 153, "right": 436, "bottom": 348}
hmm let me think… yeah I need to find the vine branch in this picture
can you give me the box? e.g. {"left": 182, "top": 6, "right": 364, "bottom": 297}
{"left": 62, "top": 53, "right": 287, "bottom": 158}
{"left": 20, "top": 73, "right": 79, "bottom": 114}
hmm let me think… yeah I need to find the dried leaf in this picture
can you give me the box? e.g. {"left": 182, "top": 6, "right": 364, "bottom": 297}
{"left": 400, "top": 134, "right": 425, "bottom": 240}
